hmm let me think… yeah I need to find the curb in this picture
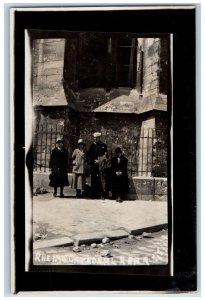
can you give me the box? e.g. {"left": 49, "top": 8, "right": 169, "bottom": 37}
{"left": 33, "top": 223, "right": 168, "bottom": 250}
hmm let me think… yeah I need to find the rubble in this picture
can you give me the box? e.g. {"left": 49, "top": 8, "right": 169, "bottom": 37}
{"left": 113, "top": 244, "right": 120, "bottom": 248}
{"left": 101, "top": 250, "right": 112, "bottom": 257}
{"left": 91, "top": 243, "right": 97, "bottom": 248}
{"left": 135, "top": 235, "right": 143, "bottom": 240}
{"left": 72, "top": 246, "right": 81, "bottom": 252}
{"left": 128, "top": 235, "right": 135, "bottom": 239}
{"left": 102, "top": 237, "right": 110, "bottom": 244}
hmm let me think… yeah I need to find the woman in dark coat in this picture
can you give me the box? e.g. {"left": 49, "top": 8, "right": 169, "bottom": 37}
{"left": 111, "top": 147, "right": 128, "bottom": 202}
{"left": 49, "top": 139, "right": 69, "bottom": 197}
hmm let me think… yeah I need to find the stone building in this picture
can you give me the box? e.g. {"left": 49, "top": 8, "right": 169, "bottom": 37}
{"left": 32, "top": 32, "right": 169, "bottom": 200}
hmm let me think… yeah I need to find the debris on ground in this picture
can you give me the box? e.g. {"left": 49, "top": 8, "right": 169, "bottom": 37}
{"left": 33, "top": 224, "right": 48, "bottom": 241}
{"left": 91, "top": 243, "right": 97, "bottom": 248}
{"left": 113, "top": 244, "right": 120, "bottom": 248}
{"left": 135, "top": 235, "right": 143, "bottom": 240}
{"left": 98, "top": 243, "right": 105, "bottom": 248}
{"left": 72, "top": 246, "right": 81, "bottom": 252}
{"left": 101, "top": 250, "right": 112, "bottom": 257}
{"left": 102, "top": 237, "right": 110, "bottom": 244}
{"left": 128, "top": 235, "right": 135, "bottom": 239}
{"left": 33, "top": 187, "right": 48, "bottom": 196}
{"left": 124, "top": 240, "right": 131, "bottom": 244}
{"left": 142, "top": 232, "right": 154, "bottom": 238}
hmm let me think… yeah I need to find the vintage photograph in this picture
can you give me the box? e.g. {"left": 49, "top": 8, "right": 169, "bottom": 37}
{"left": 27, "top": 31, "right": 171, "bottom": 268}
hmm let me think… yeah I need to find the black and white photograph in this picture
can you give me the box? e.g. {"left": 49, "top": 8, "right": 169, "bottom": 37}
{"left": 29, "top": 31, "right": 171, "bottom": 269}
{"left": 10, "top": 5, "right": 197, "bottom": 293}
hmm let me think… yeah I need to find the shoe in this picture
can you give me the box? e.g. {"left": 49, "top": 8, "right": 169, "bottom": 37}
{"left": 60, "top": 194, "right": 64, "bottom": 198}
{"left": 53, "top": 193, "right": 57, "bottom": 197}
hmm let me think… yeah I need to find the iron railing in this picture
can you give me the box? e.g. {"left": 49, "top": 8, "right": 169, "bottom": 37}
{"left": 33, "top": 125, "right": 167, "bottom": 177}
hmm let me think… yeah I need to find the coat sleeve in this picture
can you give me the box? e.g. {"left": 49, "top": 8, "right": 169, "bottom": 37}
{"left": 72, "top": 149, "right": 76, "bottom": 160}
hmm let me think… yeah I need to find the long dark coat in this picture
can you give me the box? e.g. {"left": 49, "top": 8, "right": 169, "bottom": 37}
{"left": 111, "top": 155, "right": 128, "bottom": 198}
{"left": 49, "top": 147, "right": 69, "bottom": 187}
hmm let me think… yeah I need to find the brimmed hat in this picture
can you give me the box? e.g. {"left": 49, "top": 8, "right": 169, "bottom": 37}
{"left": 56, "top": 138, "right": 63, "bottom": 144}
{"left": 93, "top": 132, "right": 101, "bottom": 138}
{"left": 77, "top": 138, "right": 85, "bottom": 145}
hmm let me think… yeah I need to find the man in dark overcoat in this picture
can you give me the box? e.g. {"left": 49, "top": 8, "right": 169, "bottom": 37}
{"left": 87, "top": 132, "right": 109, "bottom": 199}
{"left": 111, "top": 147, "right": 128, "bottom": 202}
{"left": 49, "top": 138, "right": 69, "bottom": 197}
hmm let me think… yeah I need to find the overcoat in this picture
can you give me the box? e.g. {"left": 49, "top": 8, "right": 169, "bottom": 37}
{"left": 111, "top": 155, "right": 128, "bottom": 197}
{"left": 72, "top": 148, "right": 86, "bottom": 174}
{"left": 49, "top": 147, "right": 69, "bottom": 187}
{"left": 71, "top": 148, "right": 87, "bottom": 190}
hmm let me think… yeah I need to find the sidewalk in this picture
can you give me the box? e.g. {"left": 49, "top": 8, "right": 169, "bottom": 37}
{"left": 33, "top": 193, "right": 168, "bottom": 249}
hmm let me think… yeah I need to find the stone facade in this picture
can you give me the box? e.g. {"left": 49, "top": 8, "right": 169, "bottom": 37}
{"left": 33, "top": 39, "right": 67, "bottom": 106}
{"left": 32, "top": 34, "right": 169, "bottom": 200}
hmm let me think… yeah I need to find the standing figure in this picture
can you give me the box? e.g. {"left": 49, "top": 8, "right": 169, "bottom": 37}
{"left": 49, "top": 138, "right": 69, "bottom": 198}
{"left": 87, "top": 132, "right": 109, "bottom": 199}
{"left": 71, "top": 139, "right": 87, "bottom": 198}
{"left": 111, "top": 147, "right": 128, "bottom": 202}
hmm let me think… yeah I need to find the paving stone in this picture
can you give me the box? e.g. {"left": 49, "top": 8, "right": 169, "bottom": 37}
{"left": 33, "top": 237, "right": 74, "bottom": 250}
{"left": 74, "top": 232, "right": 105, "bottom": 245}
{"left": 103, "top": 229, "right": 129, "bottom": 240}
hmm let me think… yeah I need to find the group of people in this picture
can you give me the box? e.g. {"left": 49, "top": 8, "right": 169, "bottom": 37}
{"left": 49, "top": 132, "right": 128, "bottom": 202}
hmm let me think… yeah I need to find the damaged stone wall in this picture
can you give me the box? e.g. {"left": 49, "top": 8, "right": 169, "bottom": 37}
{"left": 65, "top": 112, "right": 142, "bottom": 175}
{"left": 32, "top": 39, "right": 67, "bottom": 106}
{"left": 137, "top": 38, "right": 167, "bottom": 113}
{"left": 141, "top": 38, "right": 160, "bottom": 96}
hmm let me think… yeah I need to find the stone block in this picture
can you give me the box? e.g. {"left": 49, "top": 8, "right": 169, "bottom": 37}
{"left": 74, "top": 232, "right": 105, "bottom": 245}
{"left": 33, "top": 237, "right": 74, "bottom": 250}
{"left": 127, "top": 223, "right": 168, "bottom": 235}
{"left": 103, "top": 229, "right": 129, "bottom": 240}
{"left": 133, "top": 177, "right": 155, "bottom": 195}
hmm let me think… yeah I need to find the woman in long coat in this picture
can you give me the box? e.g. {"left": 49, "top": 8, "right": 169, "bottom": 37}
{"left": 71, "top": 139, "right": 87, "bottom": 198}
{"left": 111, "top": 147, "right": 128, "bottom": 202}
{"left": 49, "top": 139, "right": 69, "bottom": 197}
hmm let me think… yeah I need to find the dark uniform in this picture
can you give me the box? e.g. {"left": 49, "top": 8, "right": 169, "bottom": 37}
{"left": 87, "top": 140, "right": 109, "bottom": 199}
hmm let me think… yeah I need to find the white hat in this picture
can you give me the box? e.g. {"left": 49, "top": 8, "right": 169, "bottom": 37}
{"left": 93, "top": 132, "right": 102, "bottom": 138}
{"left": 77, "top": 138, "right": 85, "bottom": 145}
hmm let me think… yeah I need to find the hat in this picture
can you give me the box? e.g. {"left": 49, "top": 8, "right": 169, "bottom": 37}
{"left": 77, "top": 138, "right": 85, "bottom": 145}
{"left": 115, "top": 147, "right": 122, "bottom": 154}
{"left": 56, "top": 138, "right": 63, "bottom": 144}
{"left": 93, "top": 132, "right": 102, "bottom": 138}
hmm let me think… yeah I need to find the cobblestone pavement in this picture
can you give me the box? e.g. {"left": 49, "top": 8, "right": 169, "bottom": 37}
{"left": 33, "top": 229, "right": 168, "bottom": 266}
